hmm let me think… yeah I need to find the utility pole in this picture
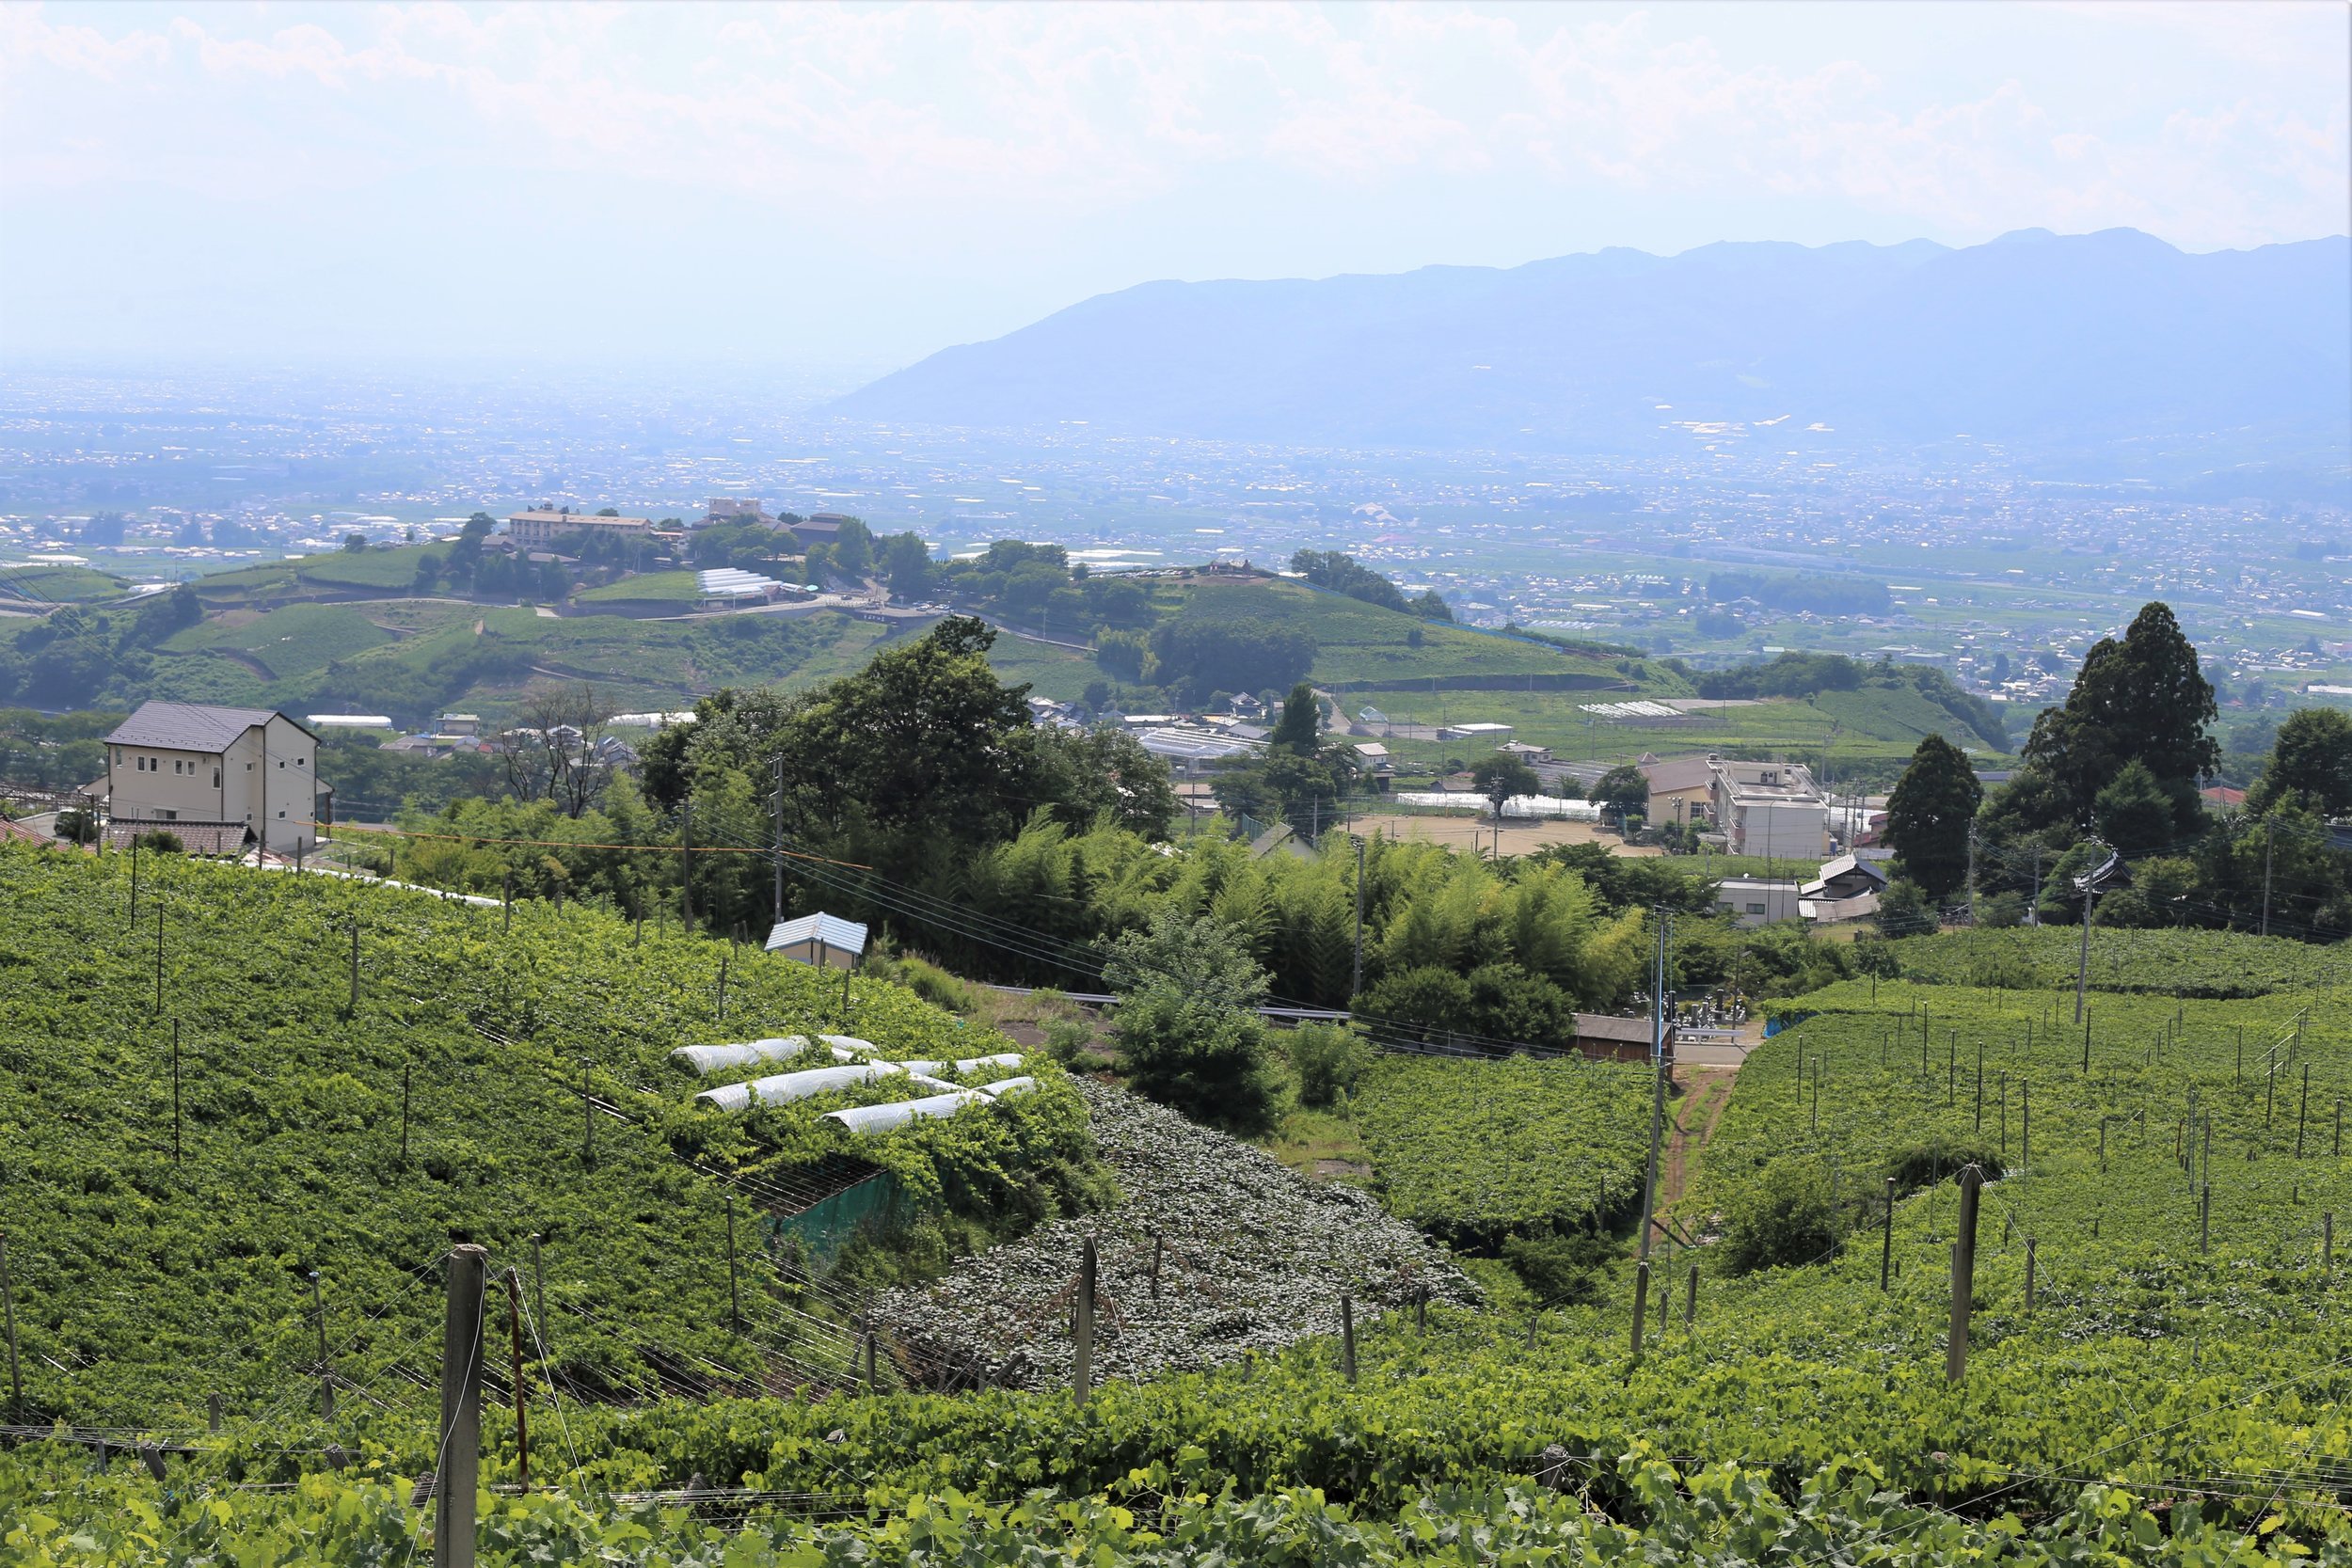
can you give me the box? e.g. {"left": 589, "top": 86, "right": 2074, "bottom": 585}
{"left": 1637, "top": 911, "right": 1672, "bottom": 1266}
{"left": 679, "top": 801, "right": 694, "bottom": 935}
{"left": 2074, "top": 843, "right": 2101, "bottom": 1025}
{"left": 1350, "top": 836, "right": 1366, "bottom": 999}
{"left": 771, "top": 754, "right": 786, "bottom": 925}
{"left": 1964, "top": 822, "right": 1978, "bottom": 927}
{"left": 2261, "top": 820, "right": 2275, "bottom": 938}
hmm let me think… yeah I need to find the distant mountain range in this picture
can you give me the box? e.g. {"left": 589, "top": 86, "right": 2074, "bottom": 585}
{"left": 834, "top": 230, "right": 2350, "bottom": 470}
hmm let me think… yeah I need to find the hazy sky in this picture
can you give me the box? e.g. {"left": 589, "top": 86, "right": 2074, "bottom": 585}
{"left": 5, "top": 1, "right": 2345, "bottom": 382}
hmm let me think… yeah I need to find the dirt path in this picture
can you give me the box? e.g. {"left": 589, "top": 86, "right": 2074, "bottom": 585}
{"left": 1658, "top": 1063, "right": 1740, "bottom": 1224}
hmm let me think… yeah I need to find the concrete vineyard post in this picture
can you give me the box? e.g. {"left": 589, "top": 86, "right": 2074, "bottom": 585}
{"left": 717, "top": 951, "right": 728, "bottom": 1021}
{"left": 1149, "top": 1232, "right": 1163, "bottom": 1300}
{"left": 1881, "top": 1176, "right": 1896, "bottom": 1291}
{"left": 171, "top": 1020, "right": 182, "bottom": 1164}
{"left": 1073, "top": 1238, "right": 1096, "bottom": 1402}
{"left": 726, "top": 1195, "right": 741, "bottom": 1332}
{"left": 1947, "top": 1166, "right": 1982, "bottom": 1384}
{"left": 679, "top": 802, "right": 693, "bottom": 934}
{"left": 310, "top": 1270, "right": 333, "bottom": 1418}
{"left": 530, "top": 1234, "right": 547, "bottom": 1350}
{"left": 2328, "top": 1212, "right": 2336, "bottom": 1277}
{"left": 502, "top": 1269, "right": 531, "bottom": 1492}
{"left": 0, "top": 1230, "right": 20, "bottom": 1418}
{"left": 580, "top": 1058, "right": 594, "bottom": 1167}
{"left": 1416, "top": 1284, "right": 1428, "bottom": 1333}
{"left": 1630, "top": 1259, "right": 1651, "bottom": 1358}
{"left": 2298, "top": 1065, "right": 2311, "bottom": 1158}
{"left": 401, "top": 1061, "right": 412, "bottom": 1164}
{"left": 437, "top": 1244, "right": 487, "bottom": 1568}
{"left": 2022, "top": 1082, "right": 2030, "bottom": 1170}
{"left": 2024, "top": 1238, "right": 2037, "bottom": 1312}
{"left": 864, "top": 1331, "right": 877, "bottom": 1391}
{"left": 207, "top": 1392, "right": 221, "bottom": 1433}
{"left": 1683, "top": 1262, "right": 1699, "bottom": 1327}
{"left": 348, "top": 919, "right": 359, "bottom": 1013}
{"left": 2201, "top": 1184, "right": 2211, "bottom": 1254}
{"left": 1342, "top": 1294, "right": 1358, "bottom": 1383}
{"left": 502, "top": 871, "right": 513, "bottom": 933}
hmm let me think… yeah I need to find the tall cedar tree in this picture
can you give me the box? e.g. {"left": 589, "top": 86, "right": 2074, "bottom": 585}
{"left": 2020, "top": 601, "right": 2217, "bottom": 830}
{"left": 1884, "top": 734, "right": 1981, "bottom": 903}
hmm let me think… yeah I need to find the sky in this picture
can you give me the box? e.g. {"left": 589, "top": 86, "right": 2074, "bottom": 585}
{"left": 4, "top": 0, "right": 2346, "bottom": 384}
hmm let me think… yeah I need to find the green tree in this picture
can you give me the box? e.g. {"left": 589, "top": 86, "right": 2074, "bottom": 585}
{"left": 1103, "top": 909, "right": 1276, "bottom": 1131}
{"left": 1586, "top": 764, "right": 1647, "bottom": 823}
{"left": 880, "top": 531, "right": 934, "bottom": 601}
{"left": 2248, "top": 707, "right": 2352, "bottom": 817}
{"left": 1474, "top": 752, "right": 1541, "bottom": 807}
{"left": 1883, "top": 735, "right": 1981, "bottom": 903}
{"left": 2093, "top": 759, "right": 2176, "bottom": 857}
{"left": 2019, "top": 601, "right": 2218, "bottom": 830}
{"left": 1031, "top": 726, "right": 1179, "bottom": 840}
{"left": 1876, "top": 878, "right": 1937, "bottom": 938}
{"left": 1722, "top": 1156, "right": 1840, "bottom": 1274}
{"left": 342, "top": 532, "right": 368, "bottom": 552}
{"left": 1266, "top": 684, "right": 1322, "bottom": 755}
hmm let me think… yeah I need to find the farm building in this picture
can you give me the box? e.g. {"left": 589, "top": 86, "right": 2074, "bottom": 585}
{"left": 766, "top": 911, "right": 868, "bottom": 970}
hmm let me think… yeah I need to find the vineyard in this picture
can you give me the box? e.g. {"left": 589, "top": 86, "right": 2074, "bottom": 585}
{"left": 1883, "top": 925, "right": 2352, "bottom": 997}
{"left": 0, "top": 842, "right": 1095, "bottom": 1426}
{"left": 1351, "top": 1052, "right": 1655, "bottom": 1247}
{"left": 12, "top": 847, "right": 2352, "bottom": 1561}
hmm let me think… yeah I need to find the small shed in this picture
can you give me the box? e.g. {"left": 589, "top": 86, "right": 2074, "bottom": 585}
{"left": 1571, "top": 1011, "right": 1675, "bottom": 1067}
{"left": 766, "top": 911, "right": 868, "bottom": 970}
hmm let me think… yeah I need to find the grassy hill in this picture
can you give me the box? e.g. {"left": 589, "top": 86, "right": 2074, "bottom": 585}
{"left": 0, "top": 562, "right": 134, "bottom": 607}
{"left": 0, "top": 842, "right": 1087, "bottom": 1427}
{"left": 121, "top": 600, "right": 894, "bottom": 726}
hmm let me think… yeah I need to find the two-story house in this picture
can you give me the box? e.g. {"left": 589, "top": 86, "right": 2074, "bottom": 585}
{"left": 103, "top": 702, "right": 327, "bottom": 857}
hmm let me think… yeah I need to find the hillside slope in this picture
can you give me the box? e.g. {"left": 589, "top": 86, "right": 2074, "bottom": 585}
{"left": 834, "top": 230, "right": 2350, "bottom": 467}
{"left": 0, "top": 843, "right": 1088, "bottom": 1425}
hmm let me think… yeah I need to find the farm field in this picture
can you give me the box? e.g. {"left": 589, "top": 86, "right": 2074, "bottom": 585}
{"left": 12, "top": 849, "right": 2352, "bottom": 1560}
{"left": 0, "top": 843, "right": 1090, "bottom": 1427}
{"left": 1352, "top": 1052, "right": 1655, "bottom": 1247}
{"left": 157, "top": 601, "right": 400, "bottom": 679}
{"left": 0, "top": 562, "right": 132, "bottom": 606}
{"left": 119, "top": 601, "right": 889, "bottom": 726}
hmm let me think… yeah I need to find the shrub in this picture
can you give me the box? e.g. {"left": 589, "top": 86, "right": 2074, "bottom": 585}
{"left": 1288, "top": 1022, "right": 1371, "bottom": 1108}
{"left": 1501, "top": 1230, "right": 1613, "bottom": 1307}
{"left": 1722, "top": 1156, "right": 1841, "bottom": 1273}
{"left": 1111, "top": 987, "right": 1277, "bottom": 1133}
{"left": 1978, "top": 891, "right": 2026, "bottom": 928}
{"left": 1885, "top": 1140, "right": 2004, "bottom": 1199}
{"left": 1042, "top": 1015, "right": 1095, "bottom": 1069}
{"left": 130, "top": 829, "right": 183, "bottom": 854}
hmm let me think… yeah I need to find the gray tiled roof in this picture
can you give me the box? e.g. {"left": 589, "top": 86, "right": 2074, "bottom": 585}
{"left": 105, "top": 702, "right": 287, "bottom": 752}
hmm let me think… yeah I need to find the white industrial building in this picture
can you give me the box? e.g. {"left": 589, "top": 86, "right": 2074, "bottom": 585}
{"left": 1708, "top": 758, "right": 1830, "bottom": 860}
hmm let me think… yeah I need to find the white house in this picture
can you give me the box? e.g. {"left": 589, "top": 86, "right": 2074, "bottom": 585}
{"left": 103, "top": 702, "right": 327, "bottom": 856}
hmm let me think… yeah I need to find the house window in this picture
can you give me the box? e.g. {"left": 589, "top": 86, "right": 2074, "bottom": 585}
{"left": 1745, "top": 902, "right": 1767, "bottom": 915}
{"left": 213, "top": 769, "right": 221, "bottom": 786}
{"left": 161, "top": 810, "right": 177, "bottom": 822}
{"left": 295, "top": 757, "right": 305, "bottom": 768}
